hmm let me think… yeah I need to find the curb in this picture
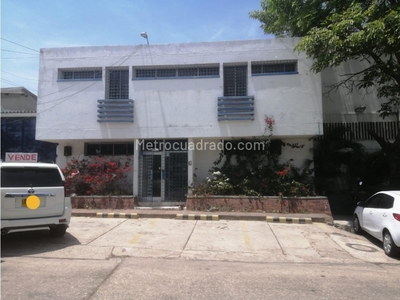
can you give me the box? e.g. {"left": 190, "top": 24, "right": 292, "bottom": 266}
{"left": 96, "top": 212, "right": 139, "bottom": 219}
{"left": 176, "top": 214, "right": 219, "bottom": 221}
{"left": 73, "top": 211, "right": 323, "bottom": 224}
{"left": 266, "top": 216, "right": 312, "bottom": 224}
{"left": 334, "top": 223, "right": 352, "bottom": 233}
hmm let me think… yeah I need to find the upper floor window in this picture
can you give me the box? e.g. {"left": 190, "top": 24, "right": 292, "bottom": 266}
{"left": 133, "top": 64, "right": 219, "bottom": 79}
{"left": 223, "top": 64, "right": 247, "bottom": 97}
{"left": 59, "top": 68, "right": 102, "bottom": 80}
{"left": 106, "top": 68, "right": 129, "bottom": 99}
{"left": 251, "top": 60, "right": 298, "bottom": 75}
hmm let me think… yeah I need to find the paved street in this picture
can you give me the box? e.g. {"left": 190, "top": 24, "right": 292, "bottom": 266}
{"left": 1, "top": 217, "right": 400, "bottom": 299}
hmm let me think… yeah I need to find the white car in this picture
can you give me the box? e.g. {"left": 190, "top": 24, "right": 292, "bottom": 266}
{"left": 1, "top": 162, "right": 71, "bottom": 236}
{"left": 353, "top": 190, "right": 400, "bottom": 257}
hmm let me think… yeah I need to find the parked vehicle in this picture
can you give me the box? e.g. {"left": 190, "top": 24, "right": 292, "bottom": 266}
{"left": 1, "top": 162, "right": 71, "bottom": 236}
{"left": 353, "top": 191, "right": 400, "bottom": 257}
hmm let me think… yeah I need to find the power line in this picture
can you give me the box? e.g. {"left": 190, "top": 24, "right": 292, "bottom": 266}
{"left": 3, "top": 44, "right": 143, "bottom": 115}
{"left": 1, "top": 38, "right": 39, "bottom": 53}
{"left": 1, "top": 57, "right": 38, "bottom": 59}
{"left": 1, "top": 70, "right": 39, "bottom": 81}
{"left": 1, "top": 49, "right": 39, "bottom": 55}
{"left": 1, "top": 78, "right": 23, "bottom": 87}
{"left": 36, "top": 45, "right": 143, "bottom": 110}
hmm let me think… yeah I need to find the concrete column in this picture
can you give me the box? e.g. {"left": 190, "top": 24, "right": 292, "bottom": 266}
{"left": 133, "top": 139, "right": 139, "bottom": 197}
{"left": 187, "top": 138, "right": 194, "bottom": 195}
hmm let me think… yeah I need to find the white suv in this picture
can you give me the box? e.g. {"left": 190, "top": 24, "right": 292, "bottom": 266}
{"left": 1, "top": 162, "right": 71, "bottom": 236}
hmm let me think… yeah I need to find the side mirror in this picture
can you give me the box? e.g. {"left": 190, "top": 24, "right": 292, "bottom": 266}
{"left": 357, "top": 201, "right": 365, "bottom": 207}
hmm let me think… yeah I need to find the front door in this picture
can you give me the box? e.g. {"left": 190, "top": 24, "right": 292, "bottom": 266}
{"left": 139, "top": 141, "right": 188, "bottom": 203}
{"left": 140, "top": 152, "right": 163, "bottom": 202}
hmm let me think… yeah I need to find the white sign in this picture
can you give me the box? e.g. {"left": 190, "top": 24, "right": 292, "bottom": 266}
{"left": 5, "top": 152, "right": 38, "bottom": 163}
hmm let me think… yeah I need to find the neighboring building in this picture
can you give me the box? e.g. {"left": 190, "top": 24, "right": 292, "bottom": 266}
{"left": 1, "top": 87, "right": 57, "bottom": 163}
{"left": 321, "top": 60, "right": 399, "bottom": 151}
{"left": 36, "top": 38, "right": 323, "bottom": 204}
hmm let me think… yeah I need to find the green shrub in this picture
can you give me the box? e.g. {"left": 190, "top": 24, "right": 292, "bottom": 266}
{"left": 191, "top": 116, "right": 315, "bottom": 197}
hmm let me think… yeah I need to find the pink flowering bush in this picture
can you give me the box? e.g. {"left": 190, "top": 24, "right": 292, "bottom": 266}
{"left": 62, "top": 156, "right": 131, "bottom": 195}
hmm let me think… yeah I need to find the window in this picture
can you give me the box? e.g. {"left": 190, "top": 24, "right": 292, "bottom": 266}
{"left": 136, "top": 69, "right": 156, "bottom": 78}
{"left": 223, "top": 65, "right": 247, "bottom": 97}
{"left": 59, "top": 68, "right": 102, "bottom": 80}
{"left": 158, "top": 69, "right": 176, "bottom": 77}
{"left": 252, "top": 61, "right": 297, "bottom": 75}
{"left": 107, "top": 68, "right": 129, "bottom": 99}
{"left": 85, "top": 143, "right": 134, "bottom": 155}
{"left": 134, "top": 65, "right": 219, "bottom": 79}
{"left": 364, "top": 194, "right": 395, "bottom": 209}
{"left": 178, "top": 68, "right": 197, "bottom": 77}
{"left": 1, "top": 167, "right": 63, "bottom": 187}
{"left": 364, "top": 195, "right": 382, "bottom": 208}
{"left": 379, "top": 195, "right": 394, "bottom": 209}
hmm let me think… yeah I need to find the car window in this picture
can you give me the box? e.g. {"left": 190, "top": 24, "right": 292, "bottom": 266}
{"left": 379, "top": 195, "right": 394, "bottom": 209}
{"left": 1, "top": 167, "right": 63, "bottom": 187}
{"left": 364, "top": 195, "right": 382, "bottom": 208}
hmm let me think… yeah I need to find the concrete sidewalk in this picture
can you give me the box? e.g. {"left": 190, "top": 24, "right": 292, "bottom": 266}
{"left": 72, "top": 208, "right": 335, "bottom": 225}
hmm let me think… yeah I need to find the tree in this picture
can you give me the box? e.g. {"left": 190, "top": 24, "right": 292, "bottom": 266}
{"left": 250, "top": 0, "right": 400, "bottom": 185}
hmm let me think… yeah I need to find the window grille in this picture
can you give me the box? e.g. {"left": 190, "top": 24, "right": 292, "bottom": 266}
{"left": 134, "top": 65, "right": 219, "bottom": 79}
{"left": 59, "top": 68, "right": 102, "bottom": 80}
{"left": 223, "top": 65, "right": 247, "bottom": 97}
{"left": 84, "top": 143, "right": 134, "bottom": 155}
{"left": 136, "top": 69, "right": 156, "bottom": 78}
{"left": 178, "top": 68, "right": 198, "bottom": 77}
{"left": 199, "top": 66, "right": 219, "bottom": 76}
{"left": 157, "top": 68, "right": 176, "bottom": 77}
{"left": 107, "top": 68, "right": 129, "bottom": 99}
{"left": 164, "top": 152, "right": 188, "bottom": 202}
{"left": 251, "top": 61, "right": 297, "bottom": 75}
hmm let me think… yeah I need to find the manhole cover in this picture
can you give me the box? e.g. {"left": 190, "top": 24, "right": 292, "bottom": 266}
{"left": 345, "top": 243, "right": 378, "bottom": 252}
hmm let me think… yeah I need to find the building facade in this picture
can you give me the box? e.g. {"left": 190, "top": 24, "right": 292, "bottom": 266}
{"left": 321, "top": 60, "right": 399, "bottom": 151}
{"left": 37, "top": 38, "right": 323, "bottom": 204}
{"left": 1, "top": 87, "right": 57, "bottom": 163}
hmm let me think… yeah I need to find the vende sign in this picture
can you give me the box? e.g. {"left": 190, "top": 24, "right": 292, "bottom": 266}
{"left": 6, "top": 152, "right": 38, "bottom": 163}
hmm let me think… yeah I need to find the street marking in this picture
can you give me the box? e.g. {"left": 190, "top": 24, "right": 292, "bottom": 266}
{"left": 129, "top": 218, "right": 159, "bottom": 244}
{"left": 96, "top": 212, "right": 138, "bottom": 219}
{"left": 240, "top": 221, "right": 252, "bottom": 249}
{"left": 129, "top": 233, "right": 142, "bottom": 244}
{"left": 150, "top": 219, "right": 158, "bottom": 225}
{"left": 176, "top": 214, "right": 219, "bottom": 221}
{"left": 266, "top": 216, "right": 312, "bottom": 224}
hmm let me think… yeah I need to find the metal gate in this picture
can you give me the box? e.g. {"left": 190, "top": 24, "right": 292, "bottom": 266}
{"left": 164, "top": 152, "right": 188, "bottom": 202}
{"left": 138, "top": 140, "right": 188, "bottom": 202}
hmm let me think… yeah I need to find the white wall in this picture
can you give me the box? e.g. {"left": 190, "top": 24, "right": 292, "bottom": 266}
{"left": 37, "top": 39, "right": 322, "bottom": 142}
{"left": 321, "top": 60, "right": 397, "bottom": 123}
{"left": 192, "top": 138, "right": 222, "bottom": 182}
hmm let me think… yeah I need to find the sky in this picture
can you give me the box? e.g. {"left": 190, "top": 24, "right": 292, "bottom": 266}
{"left": 0, "top": 0, "right": 272, "bottom": 95}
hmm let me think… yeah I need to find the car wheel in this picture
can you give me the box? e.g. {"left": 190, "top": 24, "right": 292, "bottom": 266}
{"left": 383, "top": 231, "right": 398, "bottom": 257}
{"left": 49, "top": 224, "right": 67, "bottom": 237}
{"left": 353, "top": 215, "right": 363, "bottom": 234}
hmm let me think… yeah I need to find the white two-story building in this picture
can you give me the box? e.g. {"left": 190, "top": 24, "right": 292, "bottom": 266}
{"left": 36, "top": 38, "right": 323, "bottom": 204}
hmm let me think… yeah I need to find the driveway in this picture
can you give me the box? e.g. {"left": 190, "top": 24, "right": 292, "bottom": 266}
{"left": 2, "top": 217, "right": 398, "bottom": 264}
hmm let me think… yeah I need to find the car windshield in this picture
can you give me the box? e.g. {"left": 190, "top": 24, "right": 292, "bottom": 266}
{"left": 1, "top": 167, "right": 63, "bottom": 187}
